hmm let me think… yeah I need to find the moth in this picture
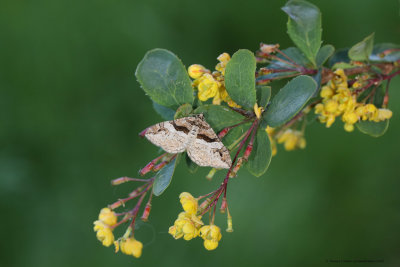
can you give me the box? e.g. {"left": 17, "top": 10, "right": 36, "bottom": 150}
{"left": 144, "top": 114, "right": 232, "bottom": 169}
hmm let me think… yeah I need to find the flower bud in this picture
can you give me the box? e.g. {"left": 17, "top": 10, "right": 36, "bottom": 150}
{"left": 139, "top": 161, "right": 155, "bottom": 176}
{"left": 188, "top": 64, "right": 207, "bottom": 79}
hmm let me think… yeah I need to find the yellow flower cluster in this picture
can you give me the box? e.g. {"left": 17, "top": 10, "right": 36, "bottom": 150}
{"left": 93, "top": 208, "right": 117, "bottom": 247}
{"left": 168, "top": 192, "right": 223, "bottom": 250}
{"left": 169, "top": 192, "right": 204, "bottom": 241}
{"left": 315, "top": 69, "right": 393, "bottom": 132}
{"left": 277, "top": 129, "right": 306, "bottom": 151}
{"left": 188, "top": 53, "right": 240, "bottom": 108}
{"left": 265, "top": 126, "right": 305, "bottom": 154}
{"left": 94, "top": 207, "right": 144, "bottom": 258}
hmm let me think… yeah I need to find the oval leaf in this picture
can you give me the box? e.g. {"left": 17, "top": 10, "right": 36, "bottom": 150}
{"left": 282, "top": 0, "right": 322, "bottom": 66}
{"left": 225, "top": 49, "right": 256, "bottom": 110}
{"left": 246, "top": 128, "right": 272, "bottom": 177}
{"left": 316, "top": 45, "right": 335, "bottom": 67}
{"left": 356, "top": 120, "right": 389, "bottom": 137}
{"left": 153, "top": 157, "right": 177, "bottom": 196}
{"left": 348, "top": 33, "right": 375, "bottom": 61}
{"left": 136, "top": 49, "right": 194, "bottom": 109}
{"left": 194, "top": 104, "right": 245, "bottom": 132}
{"left": 263, "top": 75, "right": 317, "bottom": 127}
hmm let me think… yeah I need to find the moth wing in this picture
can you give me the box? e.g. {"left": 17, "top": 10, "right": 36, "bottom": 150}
{"left": 187, "top": 139, "right": 231, "bottom": 169}
{"left": 144, "top": 120, "right": 189, "bottom": 153}
{"left": 186, "top": 123, "right": 232, "bottom": 169}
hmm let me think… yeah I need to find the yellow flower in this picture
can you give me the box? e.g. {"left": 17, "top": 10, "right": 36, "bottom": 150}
{"left": 320, "top": 86, "right": 334, "bottom": 99}
{"left": 200, "top": 224, "right": 222, "bottom": 251}
{"left": 332, "top": 69, "right": 348, "bottom": 88}
{"left": 120, "top": 238, "right": 143, "bottom": 258}
{"left": 342, "top": 111, "right": 358, "bottom": 125}
{"left": 98, "top": 207, "right": 117, "bottom": 226}
{"left": 374, "top": 108, "right": 392, "bottom": 122}
{"left": 179, "top": 192, "right": 198, "bottom": 215}
{"left": 197, "top": 74, "right": 219, "bottom": 101}
{"left": 215, "top": 53, "right": 230, "bottom": 75}
{"left": 169, "top": 212, "right": 203, "bottom": 241}
{"left": 364, "top": 104, "right": 378, "bottom": 121}
{"left": 217, "top": 52, "right": 230, "bottom": 64}
{"left": 93, "top": 220, "right": 115, "bottom": 247}
{"left": 188, "top": 64, "right": 208, "bottom": 79}
{"left": 324, "top": 100, "right": 339, "bottom": 113}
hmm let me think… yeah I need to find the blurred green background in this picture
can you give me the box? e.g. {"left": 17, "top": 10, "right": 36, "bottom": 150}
{"left": 1, "top": 0, "right": 400, "bottom": 266}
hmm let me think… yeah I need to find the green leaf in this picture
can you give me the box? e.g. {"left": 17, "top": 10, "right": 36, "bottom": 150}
{"left": 370, "top": 43, "right": 400, "bottom": 62}
{"left": 225, "top": 49, "right": 257, "bottom": 109}
{"left": 152, "top": 102, "right": 175, "bottom": 120}
{"left": 282, "top": 0, "right": 322, "bottom": 66}
{"left": 348, "top": 33, "right": 375, "bottom": 61}
{"left": 153, "top": 157, "right": 177, "bottom": 196}
{"left": 136, "top": 49, "right": 194, "bottom": 109}
{"left": 185, "top": 154, "right": 198, "bottom": 173}
{"left": 257, "top": 86, "right": 271, "bottom": 109}
{"left": 174, "top": 103, "right": 193, "bottom": 119}
{"left": 194, "top": 104, "right": 245, "bottom": 132}
{"left": 246, "top": 128, "right": 272, "bottom": 177}
{"left": 316, "top": 45, "right": 335, "bottom": 67}
{"left": 263, "top": 75, "right": 317, "bottom": 127}
{"left": 356, "top": 120, "right": 389, "bottom": 137}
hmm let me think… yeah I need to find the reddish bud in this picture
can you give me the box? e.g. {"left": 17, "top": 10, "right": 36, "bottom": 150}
{"left": 229, "top": 158, "right": 244, "bottom": 178}
{"left": 243, "top": 144, "right": 253, "bottom": 161}
{"left": 153, "top": 161, "right": 167, "bottom": 172}
{"left": 383, "top": 94, "right": 389, "bottom": 108}
{"left": 219, "top": 198, "right": 227, "bottom": 214}
{"left": 141, "top": 203, "right": 152, "bottom": 222}
{"left": 139, "top": 161, "right": 155, "bottom": 176}
{"left": 109, "top": 199, "right": 124, "bottom": 210}
{"left": 218, "top": 128, "right": 230, "bottom": 139}
{"left": 111, "top": 177, "right": 128, "bottom": 186}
